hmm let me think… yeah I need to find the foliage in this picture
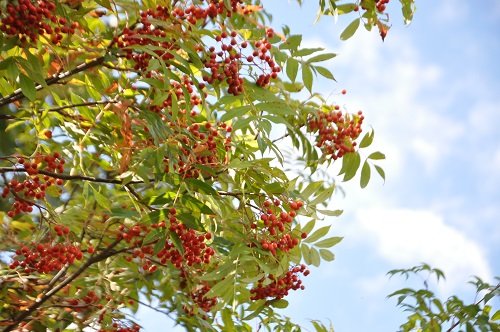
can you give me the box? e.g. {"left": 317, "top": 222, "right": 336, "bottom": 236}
{"left": 388, "top": 264, "right": 500, "bottom": 332}
{"left": 0, "top": 0, "right": 413, "bottom": 331}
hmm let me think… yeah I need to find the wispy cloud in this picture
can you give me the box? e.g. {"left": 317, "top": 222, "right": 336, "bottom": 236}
{"left": 353, "top": 208, "right": 492, "bottom": 293}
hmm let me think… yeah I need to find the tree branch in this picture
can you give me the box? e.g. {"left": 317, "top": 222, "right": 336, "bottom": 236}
{"left": 445, "top": 282, "right": 500, "bottom": 332}
{"left": 0, "top": 114, "right": 15, "bottom": 120}
{"left": 2, "top": 238, "right": 122, "bottom": 332}
{"left": 0, "top": 56, "right": 106, "bottom": 108}
{"left": 0, "top": 167, "right": 142, "bottom": 185}
{"left": 46, "top": 100, "right": 119, "bottom": 117}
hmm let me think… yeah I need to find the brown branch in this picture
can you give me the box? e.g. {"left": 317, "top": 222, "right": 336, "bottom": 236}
{"left": 127, "top": 295, "right": 175, "bottom": 319}
{"left": 3, "top": 238, "right": 122, "bottom": 332}
{"left": 0, "top": 167, "right": 142, "bottom": 185}
{"left": 445, "top": 282, "right": 500, "bottom": 332}
{"left": 102, "top": 63, "right": 138, "bottom": 72}
{"left": 0, "top": 57, "right": 106, "bottom": 108}
{"left": 0, "top": 173, "right": 49, "bottom": 216}
{"left": 47, "top": 100, "right": 119, "bottom": 114}
{"left": 271, "top": 122, "right": 306, "bottom": 144}
{"left": 0, "top": 114, "right": 15, "bottom": 120}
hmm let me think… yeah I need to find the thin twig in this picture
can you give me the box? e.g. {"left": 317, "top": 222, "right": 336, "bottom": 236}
{"left": 0, "top": 57, "right": 106, "bottom": 108}
{"left": 0, "top": 114, "right": 15, "bottom": 120}
{"left": 127, "top": 295, "right": 175, "bottom": 320}
{"left": 0, "top": 167, "right": 143, "bottom": 184}
{"left": 3, "top": 238, "right": 122, "bottom": 332}
{"left": 445, "top": 282, "right": 500, "bottom": 332}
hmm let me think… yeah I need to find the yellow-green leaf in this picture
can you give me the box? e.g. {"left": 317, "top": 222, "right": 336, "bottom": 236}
{"left": 314, "top": 236, "right": 343, "bottom": 248}
{"left": 340, "top": 18, "right": 360, "bottom": 41}
{"left": 19, "top": 74, "right": 36, "bottom": 101}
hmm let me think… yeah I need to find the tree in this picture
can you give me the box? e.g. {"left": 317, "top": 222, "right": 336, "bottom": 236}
{"left": 0, "top": 0, "right": 415, "bottom": 331}
{"left": 388, "top": 264, "right": 500, "bottom": 332}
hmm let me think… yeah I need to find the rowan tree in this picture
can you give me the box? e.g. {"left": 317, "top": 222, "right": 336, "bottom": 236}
{"left": 0, "top": 0, "right": 415, "bottom": 331}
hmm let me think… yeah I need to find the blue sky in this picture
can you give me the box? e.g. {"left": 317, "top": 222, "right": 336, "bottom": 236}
{"left": 136, "top": 1, "right": 500, "bottom": 330}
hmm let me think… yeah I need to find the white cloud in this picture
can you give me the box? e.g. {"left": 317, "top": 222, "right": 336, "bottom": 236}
{"left": 312, "top": 29, "right": 465, "bottom": 175}
{"left": 352, "top": 208, "right": 492, "bottom": 294}
{"left": 467, "top": 101, "right": 500, "bottom": 137}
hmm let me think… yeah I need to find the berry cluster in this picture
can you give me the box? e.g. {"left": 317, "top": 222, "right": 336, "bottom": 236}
{"left": 250, "top": 265, "right": 310, "bottom": 301}
{"left": 202, "top": 29, "right": 280, "bottom": 95}
{"left": 129, "top": 245, "right": 158, "bottom": 274}
{"left": 148, "top": 76, "right": 203, "bottom": 115}
{"left": 375, "top": 0, "right": 390, "bottom": 13}
{"left": 190, "top": 284, "right": 217, "bottom": 313}
{"left": 10, "top": 241, "right": 83, "bottom": 274}
{"left": 115, "top": 7, "right": 180, "bottom": 73}
{"left": 253, "top": 199, "right": 304, "bottom": 255}
{"left": 163, "top": 121, "right": 232, "bottom": 179}
{"left": 65, "top": 290, "right": 101, "bottom": 312}
{"left": 116, "top": 3, "right": 278, "bottom": 95}
{"left": 0, "top": 0, "right": 77, "bottom": 44}
{"left": 115, "top": 1, "right": 246, "bottom": 75}
{"left": 117, "top": 224, "right": 147, "bottom": 243}
{"left": 1, "top": 153, "right": 65, "bottom": 217}
{"left": 307, "top": 109, "right": 364, "bottom": 160}
{"left": 156, "top": 208, "right": 215, "bottom": 269}
{"left": 99, "top": 322, "right": 140, "bottom": 332}
{"left": 173, "top": 0, "right": 244, "bottom": 23}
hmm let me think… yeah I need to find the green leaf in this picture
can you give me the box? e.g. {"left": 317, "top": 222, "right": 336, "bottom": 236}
{"left": 368, "top": 151, "right": 385, "bottom": 160}
{"left": 401, "top": 0, "right": 416, "bottom": 24}
{"left": 314, "top": 236, "right": 343, "bottom": 248}
{"left": 319, "top": 249, "right": 335, "bottom": 262}
{"left": 302, "top": 64, "right": 314, "bottom": 92}
{"left": 301, "top": 244, "right": 312, "bottom": 265}
{"left": 340, "top": 152, "right": 361, "bottom": 182}
{"left": 336, "top": 3, "right": 357, "bottom": 14}
{"left": 311, "top": 320, "right": 328, "bottom": 332}
{"left": 263, "top": 182, "right": 285, "bottom": 194}
{"left": 305, "top": 226, "right": 330, "bottom": 243}
{"left": 310, "top": 186, "right": 334, "bottom": 205}
{"left": 283, "top": 82, "right": 304, "bottom": 92}
{"left": 301, "top": 181, "right": 323, "bottom": 199}
{"left": 180, "top": 195, "right": 214, "bottom": 215}
{"left": 143, "top": 228, "right": 161, "bottom": 244}
{"left": 340, "top": 18, "right": 360, "bottom": 41}
{"left": 92, "top": 187, "right": 111, "bottom": 210}
{"left": 360, "top": 161, "right": 371, "bottom": 188}
{"left": 286, "top": 58, "right": 299, "bottom": 82}
{"left": 293, "top": 47, "right": 324, "bottom": 57}
{"left": 169, "top": 232, "right": 184, "bottom": 255}
{"left": 317, "top": 209, "right": 343, "bottom": 217}
{"left": 374, "top": 165, "right": 386, "bottom": 182}
{"left": 22, "top": 52, "right": 47, "bottom": 87}
{"left": 176, "top": 213, "right": 205, "bottom": 231}
{"left": 19, "top": 74, "right": 36, "bottom": 101}
{"left": 309, "top": 247, "right": 321, "bottom": 266}
{"left": 492, "top": 310, "right": 500, "bottom": 321}
{"left": 270, "top": 299, "right": 289, "bottom": 309}
{"left": 280, "top": 35, "right": 302, "bottom": 50}
{"left": 301, "top": 219, "right": 316, "bottom": 235}
{"left": 96, "top": 0, "right": 113, "bottom": 10}
{"left": 186, "top": 179, "right": 217, "bottom": 195}
{"left": 205, "top": 275, "right": 234, "bottom": 298}
{"left": 359, "top": 130, "right": 374, "bottom": 148}
{"left": 221, "top": 308, "right": 236, "bottom": 330}
{"left": 243, "top": 300, "right": 266, "bottom": 320}
{"left": 315, "top": 66, "right": 336, "bottom": 81}
{"left": 220, "top": 105, "right": 252, "bottom": 122}
{"left": 307, "top": 53, "right": 336, "bottom": 63}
